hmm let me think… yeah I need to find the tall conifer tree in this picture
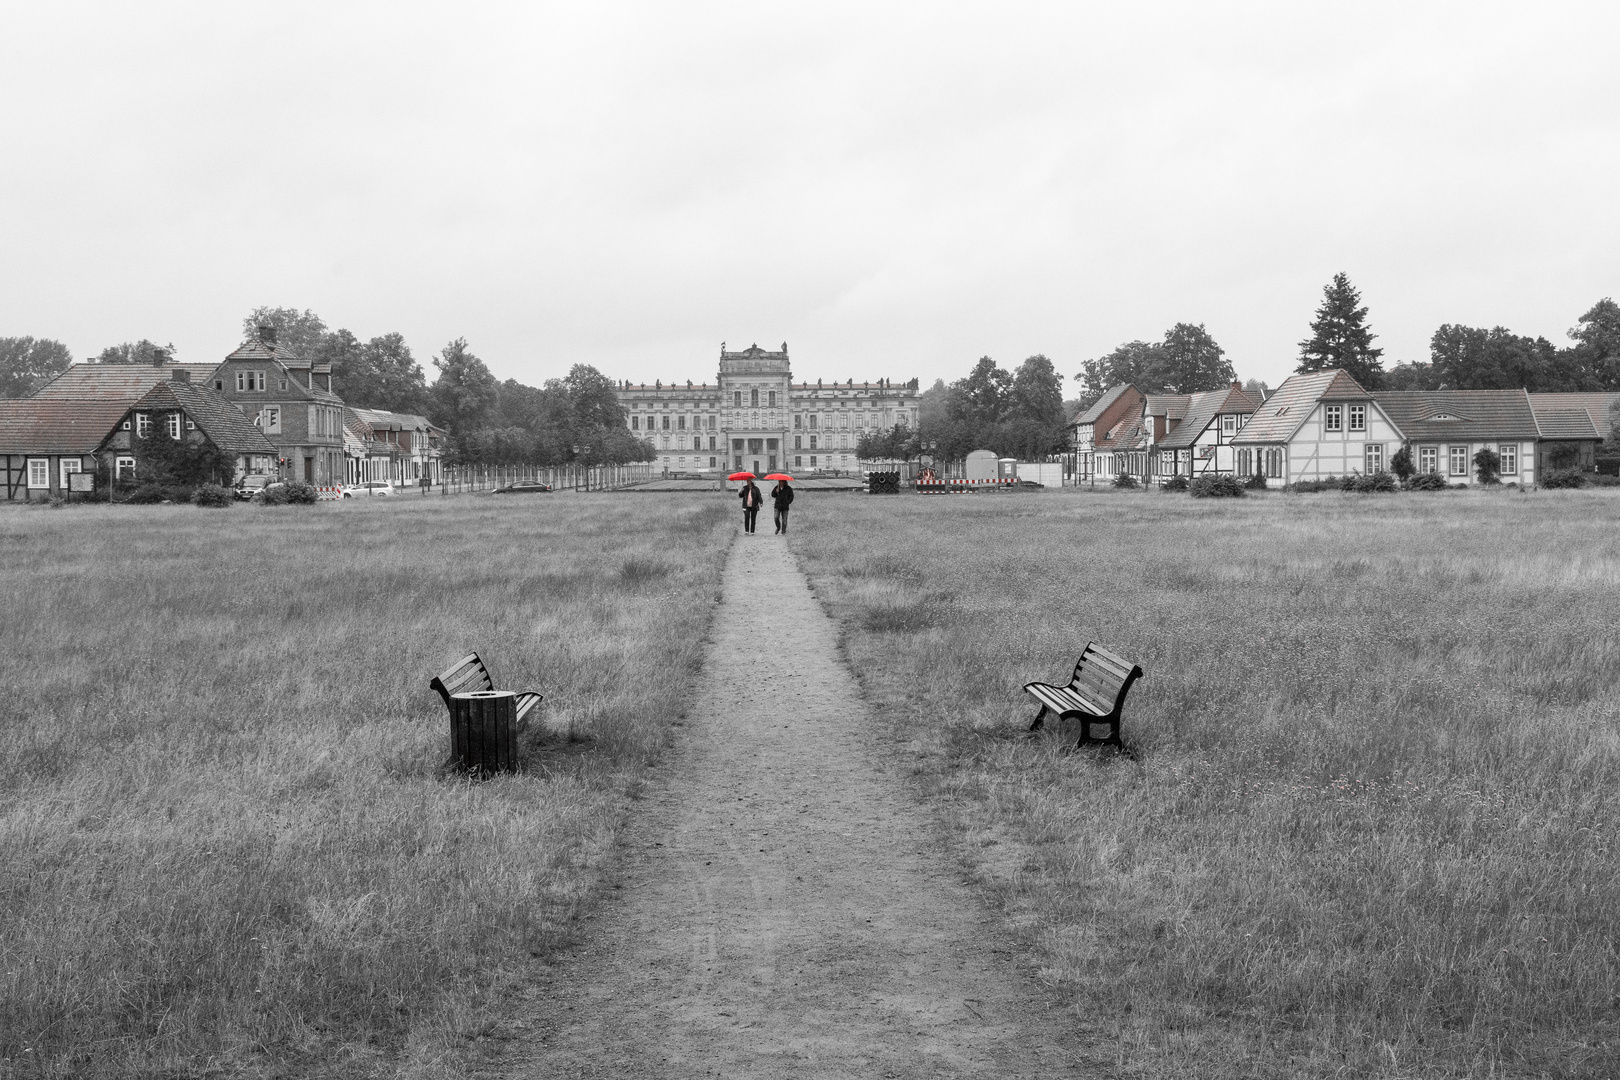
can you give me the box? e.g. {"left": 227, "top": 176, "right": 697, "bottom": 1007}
{"left": 1297, "top": 273, "right": 1385, "bottom": 388}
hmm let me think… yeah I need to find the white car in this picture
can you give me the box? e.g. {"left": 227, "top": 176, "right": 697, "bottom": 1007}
{"left": 342, "top": 481, "right": 399, "bottom": 498}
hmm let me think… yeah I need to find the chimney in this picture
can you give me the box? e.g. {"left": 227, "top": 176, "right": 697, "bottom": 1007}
{"left": 1232, "top": 380, "right": 1242, "bottom": 391}
{"left": 150, "top": 347, "right": 169, "bottom": 366}
{"left": 170, "top": 369, "right": 190, "bottom": 383}
{"left": 257, "top": 324, "right": 277, "bottom": 346}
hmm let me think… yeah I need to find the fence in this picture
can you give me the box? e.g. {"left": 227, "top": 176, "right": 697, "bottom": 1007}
{"left": 437, "top": 462, "right": 653, "bottom": 496}
{"left": 915, "top": 478, "right": 1017, "bottom": 494}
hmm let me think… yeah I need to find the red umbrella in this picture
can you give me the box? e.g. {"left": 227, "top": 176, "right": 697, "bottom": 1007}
{"left": 728, "top": 471, "right": 756, "bottom": 481}
{"left": 764, "top": 473, "right": 794, "bottom": 482}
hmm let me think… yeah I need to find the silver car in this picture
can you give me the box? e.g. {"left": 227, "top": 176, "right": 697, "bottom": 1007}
{"left": 341, "top": 481, "right": 398, "bottom": 498}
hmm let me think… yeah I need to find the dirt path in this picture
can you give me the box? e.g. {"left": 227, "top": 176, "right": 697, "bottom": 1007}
{"left": 503, "top": 534, "right": 1100, "bottom": 1077}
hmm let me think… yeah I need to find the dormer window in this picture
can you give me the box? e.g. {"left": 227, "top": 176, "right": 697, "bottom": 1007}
{"left": 1348, "top": 405, "right": 1366, "bottom": 431}
{"left": 166, "top": 413, "right": 181, "bottom": 439}
{"left": 135, "top": 413, "right": 151, "bottom": 436}
{"left": 1324, "top": 405, "right": 1343, "bottom": 431}
{"left": 236, "top": 371, "right": 265, "bottom": 392}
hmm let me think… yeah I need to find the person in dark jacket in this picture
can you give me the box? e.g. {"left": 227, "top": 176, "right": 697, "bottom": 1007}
{"left": 739, "top": 479, "right": 763, "bottom": 533}
{"left": 771, "top": 479, "right": 795, "bottom": 533}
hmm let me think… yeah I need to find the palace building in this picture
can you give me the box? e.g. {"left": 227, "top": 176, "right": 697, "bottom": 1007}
{"left": 617, "top": 342, "right": 920, "bottom": 475}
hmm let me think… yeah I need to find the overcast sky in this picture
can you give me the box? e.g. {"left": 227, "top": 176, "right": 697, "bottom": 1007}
{"left": 2, "top": 2, "right": 1617, "bottom": 391}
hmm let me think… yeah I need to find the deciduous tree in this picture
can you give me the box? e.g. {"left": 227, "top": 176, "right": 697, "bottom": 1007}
{"left": 0, "top": 336, "right": 72, "bottom": 397}
{"left": 95, "top": 339, "right": 175, "bottom": 365}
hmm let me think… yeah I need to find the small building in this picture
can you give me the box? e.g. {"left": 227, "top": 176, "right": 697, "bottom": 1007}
{"left": 100, "top": 373, "right": 279, "bottom": 486}
{"left": 1230, "top": 369, "right": 1404, "bottom": 487}
{"left": 348, "top": 408, "right": 445, "bottom": 485}
{"left": 1526, "top": 396, "right": 1603, "bottom": 475}
{"left": 0, "top": 399, "right": 129, "bottom": 500}
{"left": 209, "top": 326, "right": 347, "bottom": 487}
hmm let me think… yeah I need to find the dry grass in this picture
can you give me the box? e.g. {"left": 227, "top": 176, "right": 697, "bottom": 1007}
{"left": 0, "top": 493, "right": 731, "bottom": 1079}
{"left": 791, "top": 486, "right": 1620, "bottom": 1079}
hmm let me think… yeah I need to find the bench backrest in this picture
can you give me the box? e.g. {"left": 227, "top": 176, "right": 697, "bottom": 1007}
{"left": 429, "top": 652, "right": 494, "bottom": 706}
{"left": 1069, "top": 641, "right": 1143, "bottom": 715}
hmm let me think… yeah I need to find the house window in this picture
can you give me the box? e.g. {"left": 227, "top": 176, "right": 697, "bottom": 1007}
{"left": 1264, "top": 448, "right": 1283, "bottom": 478}
{"left": 1237, "top": 449, "right": 1252, "bottom": 475}
{"left": 1365, "top": 443, "right": 1384, "bottom": 473}
{"left": 115, "top": 456, "right": 136, "bottom": 479}
{"left": 60, "top": 458, "right": 83, "bottom": 488}
{"left": 121, "top": 419, "right": 131, "bottom": 430}
{"left": 1324, "top": 405, "right": 1342, "bottom": 431}
{"left": 26, "top": 458, "right": 49, "bottom": 489}
{"left": 1221, "top": 414, "right": 1237, "bottom": 436}
{"left": 1500, "top": 443, "right": 1517, "bottom": 474}
{"left": 135, "top": 413, "right": 151, "bottom": 436}
{"left": 1449, "top": 446, "right": 1469, "bottom": 476}
{"left": 166, "top": 413, "right": 182, "bottom": 439}
{"left": 236, "top": 370, "right": 265, "bottom": 392}
{"left": 278, "top": 377, "right": 288, "bottom": 391}
{"left": 1349, "top": 405, "right": 1366, "bottom": 431}
{"left": 1419, "top": 446, "right": 1438, "bottom": 474}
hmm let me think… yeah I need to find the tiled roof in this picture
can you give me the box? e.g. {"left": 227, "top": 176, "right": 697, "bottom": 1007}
{"left": 0, "top": 399, "right": 128, "bottom": 454}
{"left": 1144, "top": 394, "right": 1189, "bottom": 421}
{"left": 224, "top": 339, "right": 302, "bottom": 363}
{"left": 344, "top": 409, "right": 374, "bottom": 441}
{"left": 352, "top": 407, "right": 434, "bottom": 431}
{"left": 1075, "top": 384, "right": 1133, "bottom": 425}
{"left": 620, "top": 381, "right": 916, "bottom": 393}
{"left": 1531, "top": 405, "right": 1601, "bottom": 440}
{"left": 1099, "top": 413, "right": 1147, "bottom": 451}
{"left": 31, "top": 362, "right": 221, "bottom": 402}
{"left": 1529, "top": 393, "right": 1619, "bottom": 436}
{"left": 130, "top": 380, "right": 278, "bottom": 455}
{"left": 1231, "top": 369, "right": 1373, "bottom": 445}
{"left": 1158, "top": 385, "right": 1265, "bottom": 449}
{"left": 1371, "top": 390, "right": 1540, "bottom": 442}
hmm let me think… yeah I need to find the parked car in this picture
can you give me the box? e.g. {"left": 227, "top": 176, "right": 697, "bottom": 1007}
{"left": 342, "top": 481, "right": 398, "bottom": 498}
{"left": 491, "top": 480, "right": 553, "bottom": 494}
{"left": 247, "top": 482, "right": 286, "bottom": 502}
{"left": 234, "top": 476, "right": 275, "bottom": 501}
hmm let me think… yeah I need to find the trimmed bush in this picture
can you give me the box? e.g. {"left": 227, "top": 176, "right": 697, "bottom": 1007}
{"left": 1111, "top": 473, "right": 1139, "bottom": 489}
{"left": 1473, "top": 447, "right": 1502, "bottom": 486}
{"left": 1404, "top": 473, "right": 1449, "bottom": 491}
{"left": 1244, "top": 472, "right": 1268, "bottom": 490}
{"left": 257, "top": 484, "right": 290, "bottom": 506}
{"left": 1189, "top": 474, "right": 1246, "bottom": 498}
{"left": 284, "top": 481, "right": 319, "bottom": 505}
{"left": 1161, "top": 474, "right": 1189, "bottom": 492}
{"left": 1353, "top": 472, "right": 1399, "bottom": 493}
{"left": 1390, "top": 445, "right": 1415, "bottom": 482}
{"left": 1541, "top": 469, "right": 1588, "bottom": 489}
{"left": 124, "top": 484, "right": 168, "bottom": 504}
{"left": 1288, "top": 477, "right": 1340, "bottom": 493}
{"left": 192, "top": 484, "right": 234, "bottom": 509}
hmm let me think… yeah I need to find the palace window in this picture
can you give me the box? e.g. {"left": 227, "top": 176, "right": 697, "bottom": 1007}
{"left": 710, "top": 457, "right": 717, "bottom": 468}
{"left": 1364, "top": 443, "right": 1383, "bottom": 474}
{"left": 27, "top": 458, "right": 49, "bottom": 488}
{"left": 1349, "top": 405, "right": 1366, "bottom": 431}
{"left": 1500, "top": 443, "right": 1517, "bottom": 473}
{"left": 166, "top": 413, "right": 182, "bottom": 439}
{"left": 810, "top": 456, "right": 817, "bottom": 467}
{"left": 734, "top": 454, "right": 743, "bottom": 469}
{"left": 809, "top": 435, "right": 817, "bottom": 450}
{"left": 766, "top": 438, "right": 778, "bottom": 451}
{"left": 747, "top": 438, "right": 763, "bottom": 454}
{"left": 734, "top": 391, "right": 742, "bottom": 407}
{"left": 1324, "top": 405, "right": 1342, "bottom": 431}
{"left": 1419, "top": 446, "right": 1438, "bottom": 473}
{"left": 795, "top": 436, "right": 802, "bottom": 450}
{"left": 677, "top": 415, "right": 686, "bottom": 430}
{"left": 1449, "top": 446, "right": 1469, "bottom": 476}
{"left": 631, "top": 416, "right": 639, "bottom": 430}
{"left": 750, "top": 389, "right": 759, "bottom": 407}
{"left": 661, "top": 415, "right": 669, "bottom": 430}
{"left": 794, "top": 414, "right": 802, "bottom": 429}
{"left": 768, "top": 391, "right": 776, "bottom": 407}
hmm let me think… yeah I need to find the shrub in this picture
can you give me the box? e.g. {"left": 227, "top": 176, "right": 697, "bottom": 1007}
{"left": 1111, "top": 473, "right": 1139, "bottom": 489}
{"left": 1586, "top": 472, "right": 1620, "bottom": 488}
{"left": 1189, "top": 474, "right": 1246, "bottom": 498}
{"left": 1404, "top": 473, "right": 1449, "bottom": 491}
{"left": 1288, "top": 477, "right": 1339, "bottom": 493}
{"left": 1244, "top": 472, "right": 1269, "bottom": 490}
{"left": 192, "top": 484, "right": 234, "bottom": 508}
{"left": 283, "top": 481, "right": 319, "bottom": 505}
{"left": 1338, "top": 473, "right": 1360, "bottom": 492}
{"left": 257, "top": 484, "right": 290, "bottom": 506}
{"left": 163, "top": 485, "right": 195, "bottom": 504}
{"left": 1353, "top": 472, "right": 1399, "bottom": 493}
{"left": 1390, "top": 445, "right": 1415, "bottom": 482}
{"left": 1474, "top": 447, "right": 1502, "bottom": 485}
{"left": 1541, "top": 468, "right": 1588, "bottom": 489}
{"left": 1161, "top": 474, "right": 1189, "bottom": 492}
{"left": 124, "top": 484, "right": 168, "bottom": 504}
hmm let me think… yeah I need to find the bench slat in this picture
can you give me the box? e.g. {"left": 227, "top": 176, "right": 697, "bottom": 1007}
{"left": 1080, "top": 647, "right": 1134, "bottom": 681}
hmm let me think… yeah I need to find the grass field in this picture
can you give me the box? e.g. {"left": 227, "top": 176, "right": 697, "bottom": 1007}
{"left": 0, "top": 493, "right": 730, "bottom": 1079}
{"left": 791, "top": 487, "right": 1620, "bottom": 1079}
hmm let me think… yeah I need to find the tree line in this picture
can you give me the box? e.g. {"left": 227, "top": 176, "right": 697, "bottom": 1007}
{"left": 858, "top": 354, "right": 1070, "bottom": 463}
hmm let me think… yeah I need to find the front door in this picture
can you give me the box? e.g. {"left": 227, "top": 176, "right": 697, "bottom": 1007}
{"left": 304, "top": 457, "right": 314, "bottom": 482}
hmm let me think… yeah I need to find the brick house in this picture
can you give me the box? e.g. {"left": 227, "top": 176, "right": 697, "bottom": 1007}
{"left": 0, "top": 399, "right": 130, "bottom": 500}
{"left": 100, "top": 372, "right": 278, "bottom": 485}
{"left": 1070, "top": 384, "right": 1144, "bottom": 484}
{"left": 349, "top": 408, "right": 445, "bottom": 485}
{"left": 208, "top": 327, "right": 346, "bottom": 487}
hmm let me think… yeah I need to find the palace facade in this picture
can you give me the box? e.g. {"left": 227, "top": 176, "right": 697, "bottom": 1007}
{"left": 617, "top": 343, "right": 920, "bottom": 475}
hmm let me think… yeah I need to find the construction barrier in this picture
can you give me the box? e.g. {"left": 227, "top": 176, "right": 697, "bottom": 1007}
{"left": 317, "top": 486, "right": 343, "bottom": 501}
{"left": 915, "top": 478, "right": 1018, "bottom": 494}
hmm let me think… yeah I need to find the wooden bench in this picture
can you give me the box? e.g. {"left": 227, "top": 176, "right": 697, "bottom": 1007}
{"left": 429, "top": 652, "right": 544, "bottom": 731}
{"left": 1023, "top": 642, "right": 1143, "bottom": 748}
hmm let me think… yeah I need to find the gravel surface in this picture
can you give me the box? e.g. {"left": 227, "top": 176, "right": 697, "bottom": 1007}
{"left": 501, "top": 533, "right": 1101, "bottom": 1077}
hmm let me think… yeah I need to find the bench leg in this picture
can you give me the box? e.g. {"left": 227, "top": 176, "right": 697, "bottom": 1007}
{"left": 1029, "top": 704, "right": 1049, "bottom": 732}
{"left": 1075, "top": 717, "right": 1122, "bottom": 749}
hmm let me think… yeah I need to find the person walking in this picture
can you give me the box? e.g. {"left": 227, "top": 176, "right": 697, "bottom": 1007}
{"left": 771, "top": 477, "right": 795, "bottom": 534}
{"left": 739, "top": 478, "right": 763, "bottom": 533}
